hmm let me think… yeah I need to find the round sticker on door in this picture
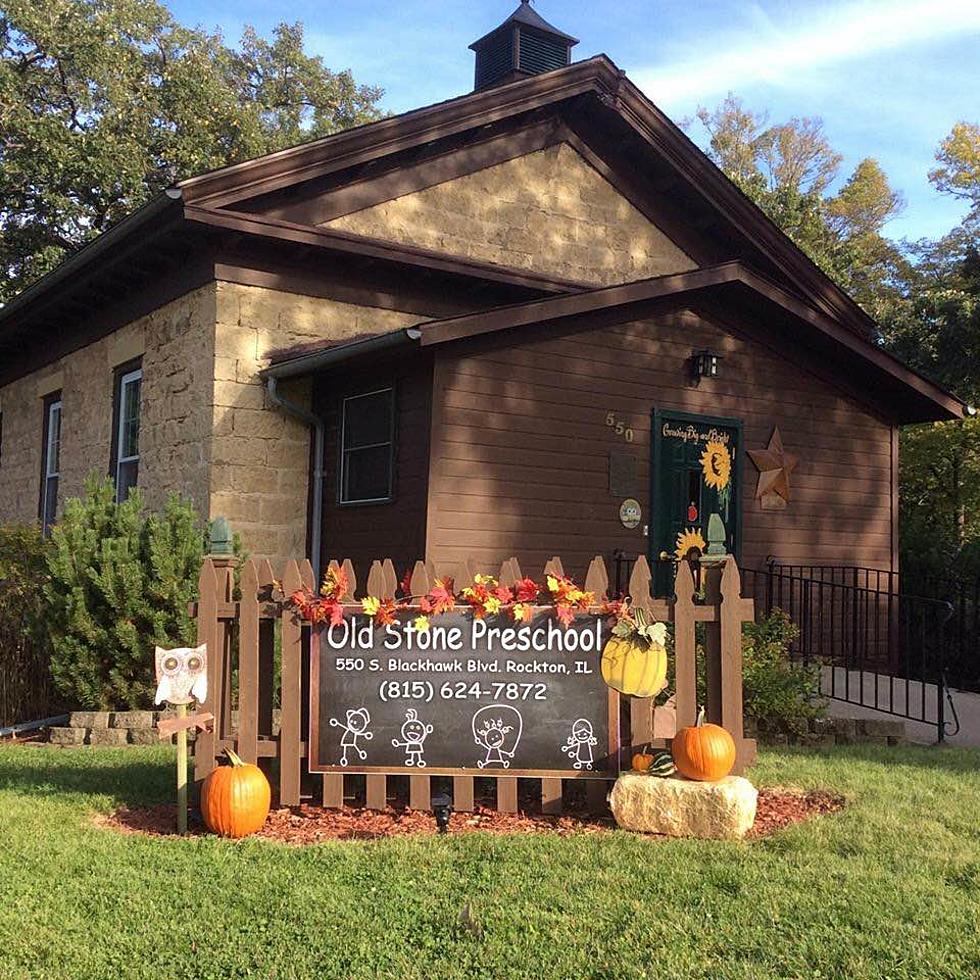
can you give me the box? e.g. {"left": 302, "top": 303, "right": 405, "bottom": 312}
{"left": 619, "top": 498, "right": 642, "bottom": 529}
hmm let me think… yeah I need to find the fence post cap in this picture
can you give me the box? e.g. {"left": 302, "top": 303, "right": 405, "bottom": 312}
{"left": 209, "top": 517, "right": 234, "bottom": 557}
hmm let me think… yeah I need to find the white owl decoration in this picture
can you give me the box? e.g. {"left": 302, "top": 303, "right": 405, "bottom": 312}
{"left": 154, "top": 644, "right": 208, "bottom": 706}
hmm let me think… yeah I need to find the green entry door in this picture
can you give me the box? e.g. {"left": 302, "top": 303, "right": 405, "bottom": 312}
{"left": 650, "top": 410, "right": 742, "bottom": 595}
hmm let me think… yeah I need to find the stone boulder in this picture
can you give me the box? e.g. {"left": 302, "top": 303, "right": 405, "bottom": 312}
{"left": 610, "top": 773, "right": 757, "bottom": 840}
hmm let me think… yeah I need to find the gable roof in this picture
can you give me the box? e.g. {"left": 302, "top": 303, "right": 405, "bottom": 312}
{"left": 415, "top": 261, "right": 964, "bottom": 423}
{"left": 0, "top": 53, "right": 958, "bottom": 424}
{"left": 264, "top": 261, "right": 962, "bottom": 424}
{"left": 174, "top": 54, "right": 877, "bottom": 341}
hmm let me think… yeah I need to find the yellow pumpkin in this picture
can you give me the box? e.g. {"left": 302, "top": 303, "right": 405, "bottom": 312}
{"left": 601, "top": 636, "right": 668, "bottom": 698}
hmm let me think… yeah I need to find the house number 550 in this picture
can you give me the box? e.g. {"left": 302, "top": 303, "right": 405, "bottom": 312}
{"left": 605, "top": 412, "right": 634, "bottom": 442}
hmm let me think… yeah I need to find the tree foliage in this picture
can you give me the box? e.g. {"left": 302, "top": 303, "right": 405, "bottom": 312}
{"left": 930, "top": 122, "right": 980, "bottom": 214}
{"left": 694, "top": 95, "right": 905, "bottom": 315}
{"left": 44, "top": 475, "right": 205, "bottom": 710}
{"left": 888, "top": 210, "right": 980, "bottom": 579}
{"left": 0, "top": 0, "right": 383, "bottom": 303}
{"left": 0, "top": 523, "right": 58, "bottom": 725}
{"left": 696, "top": 98, "right": 980, "bottom": 584}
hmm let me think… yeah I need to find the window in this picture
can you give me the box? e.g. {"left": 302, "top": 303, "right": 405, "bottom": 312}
{"left": 340, "top": 388, "right": 394, "bottom": 504}
{"left": 111, "top": 363, "right": 142, "bottom": 502}
{"left": 40, "top": 393, "right": 62, "bottom": 531}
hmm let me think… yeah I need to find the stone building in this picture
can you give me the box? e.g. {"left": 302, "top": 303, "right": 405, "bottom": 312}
{"left": 0, "top": 2, "right": 962, "bottom": 585}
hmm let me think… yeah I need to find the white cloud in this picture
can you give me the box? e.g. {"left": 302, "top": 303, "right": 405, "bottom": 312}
{"left": 632, "top": 0, "right": 980, "bottom": 105}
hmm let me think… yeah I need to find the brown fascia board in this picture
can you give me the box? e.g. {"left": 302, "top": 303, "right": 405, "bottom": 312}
{"left": 178, "top": 56, "right": 621, "bottom": 208}
{"left": 182, "top": 205, "right": 588, "bottom": 295}
{"left": 609, "top": 77, "right": 879, "bottom": 340}
{"left": 417, "top": 261, "right": 964, "bottom": 422}
{"left": 0, "top": 189, "right": 185, "bottom": 336}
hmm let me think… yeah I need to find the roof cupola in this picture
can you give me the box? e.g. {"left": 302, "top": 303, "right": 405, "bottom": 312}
{"left": 469, "top": 1, "right": 578, "bottom": 92}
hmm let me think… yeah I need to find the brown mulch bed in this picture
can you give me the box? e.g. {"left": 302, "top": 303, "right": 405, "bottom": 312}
{"left": 96, "top": 787, "right": 845, "bottom": 844}
{"left": 746, "top": 788, "right": 846, "bottom": 838}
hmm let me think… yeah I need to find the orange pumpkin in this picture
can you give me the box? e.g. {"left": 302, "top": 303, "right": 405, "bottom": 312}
{"left": 632, "top": 750, "right": 655, "bottom": 773}
{"left": 670, "top": 708, "right": 736, "bottom": 782}
{"left": 200, "top": 749, "right": 271, "bottom": 838}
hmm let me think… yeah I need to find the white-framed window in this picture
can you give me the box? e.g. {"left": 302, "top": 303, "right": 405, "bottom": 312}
{"left": 40, "top": 394, "right": 62, "bottom": 531}
{"left": 339, "top": 387, "right": 395, "bottom": 504}
{"left": 113, "top": 365, "right": 142, "bottom": 502}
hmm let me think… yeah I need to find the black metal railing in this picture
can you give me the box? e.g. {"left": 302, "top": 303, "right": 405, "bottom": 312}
{"left": 609, "top": 553, "right": 961, "bottom": 741}
{"left": 743, "top": 564, "right": 956, "bottom": 742}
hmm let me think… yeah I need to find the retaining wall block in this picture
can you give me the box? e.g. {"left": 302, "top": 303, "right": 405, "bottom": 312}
{"left": 112, "top": 711, "right": 154, "bottom": 730}
{"left": 69, "top": 712, "right": 110, "bottom": 729}
{"left": 859, "top": 718, "right": 906, "bottom": 738}
{"left": 129, "top": 729, "right": 160, "bottom": 746}
{"left": 48, "top": 727, "right": 87, "bottom": 746}
{"left": 87, "top": 728, "right": 129, "bottom": 747}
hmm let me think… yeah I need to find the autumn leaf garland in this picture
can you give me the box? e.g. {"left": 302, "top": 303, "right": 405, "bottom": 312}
{"left": 280, "top": 568, "right": 595, "bottom": 630}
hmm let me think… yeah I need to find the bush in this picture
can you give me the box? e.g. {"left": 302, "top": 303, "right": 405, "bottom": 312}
{"left": 0, "top": 523, "right": 59, "bottom": 726}
{"left": 661, "top": 608, "right": 825, "bottom": 734}
{"left": 740, "top": 609, "right": 825, "bottom": 734}
{"left": 44, "top": 475, "right": 205, "bottom": 710}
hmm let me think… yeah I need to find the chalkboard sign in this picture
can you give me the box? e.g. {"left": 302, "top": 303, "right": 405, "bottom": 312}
{"left": 310, "top": 610, "right": 619, "bottom": 778}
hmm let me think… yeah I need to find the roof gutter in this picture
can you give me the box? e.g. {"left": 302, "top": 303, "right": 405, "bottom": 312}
{"left": 261, "top": 327, "right": 423, "bottom": 579}
{"left": 0, "top": 188, "right": 184, "bottom": 329}
{"left": 261, "top": 327, "right": 422, "bottom": 380}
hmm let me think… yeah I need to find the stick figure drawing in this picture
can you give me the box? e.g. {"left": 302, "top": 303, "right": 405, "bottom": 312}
{"left": 562, "top": 718, "right": 598, "bottom": 770}
{"left": 330, "top": 707, "right": 373, "bottom": 766}
{"left": 471, "top": 704, "right": 523, "bottom": 769}
{"left": 391, "top": 708, "right": 433, "bottom": 767}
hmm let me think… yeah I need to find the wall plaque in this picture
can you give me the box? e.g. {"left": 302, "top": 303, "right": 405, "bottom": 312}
{"left": 609, "top": 452, "right": 639, "bottom": 495}
{"left": 619, "top": 498, "right": 642, "bottom": 529}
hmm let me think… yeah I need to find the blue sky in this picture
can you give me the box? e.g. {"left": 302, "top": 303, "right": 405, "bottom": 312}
{"left": 168, "top": 0, "right": 980, "bottom": 242}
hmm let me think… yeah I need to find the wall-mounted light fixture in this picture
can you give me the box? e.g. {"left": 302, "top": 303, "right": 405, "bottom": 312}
{"left": 690, "top": 349, "right": 722, "bottom": 384}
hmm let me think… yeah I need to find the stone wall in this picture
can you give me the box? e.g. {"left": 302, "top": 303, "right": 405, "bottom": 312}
{"left": 0, "top": 286, "right": 217, "bottom": 524}
{"left": 47, "top": 708, "right": 283, "bottom": 746}
{"left": 749, "top": 715, "right": 908, "bottom": 747}
{"left": 326, "top": 142, "right": 696, "bottom": 287}
{"left": 209, "top": 281, "right": 425, "bottom": 565}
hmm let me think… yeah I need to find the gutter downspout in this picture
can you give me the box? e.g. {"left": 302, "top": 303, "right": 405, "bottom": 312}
{"left": 265, "top": 377, "right": 324, "bottom": 582}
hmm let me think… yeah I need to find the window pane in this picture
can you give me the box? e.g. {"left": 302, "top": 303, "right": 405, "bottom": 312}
{"left": 117, "top": 459, "right": 139, "bottom": 502}
{"left": 343, "top": 391, "right": 392, "bottom": 449}
{"left": 48, "top": 403, "right": 61, "bottom": 477}
{"left": 120, "top": 376, "right": 141, "bottom": 459}
{"left": 343, "top": 446, "right": 391, "bottom": 502}
{"left": 43, "top": 476, "right": 58, "bottom": 530}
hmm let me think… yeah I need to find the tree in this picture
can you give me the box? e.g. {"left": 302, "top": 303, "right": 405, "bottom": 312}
{"left": 44, "top": 475, "right": 206, "bottom": 710}
{"left": 882, "top": 120, "right": 980, "bottom": 581}
{"left": 0, "top": 0, "right": 383, "bottom": 303}
{"left": 693, "top": 95, "right": 903, "bottom": 311}
{"left": 929, "top": 121, "right": 980, "bottom": 215}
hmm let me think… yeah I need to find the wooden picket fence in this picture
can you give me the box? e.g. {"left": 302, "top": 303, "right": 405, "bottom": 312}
{"left": 192, "top": 553, "right": 755, "bottom": 815}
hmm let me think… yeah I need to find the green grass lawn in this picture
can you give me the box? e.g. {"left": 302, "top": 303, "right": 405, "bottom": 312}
{"left": 1, "top": 744, "right": 979, "bottom": 979}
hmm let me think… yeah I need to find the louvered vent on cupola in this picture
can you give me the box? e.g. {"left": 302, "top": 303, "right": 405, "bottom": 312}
{"left": 469, "top": 1, "right": 579, "bottom": 92}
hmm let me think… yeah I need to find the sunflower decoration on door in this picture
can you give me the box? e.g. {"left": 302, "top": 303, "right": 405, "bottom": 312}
{"left": 700, "top": 440, "right": 732, "bottom": 508}
{"left": 675, "top": 527, "right": 707, "bottom": 560}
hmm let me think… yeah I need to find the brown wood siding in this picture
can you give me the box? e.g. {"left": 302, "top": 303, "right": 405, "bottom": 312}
{"left": 315, "top": 354, "right": 433, "bottom": 584}
{"left": 425, "top": 310, "right": 896, "bottom": 580}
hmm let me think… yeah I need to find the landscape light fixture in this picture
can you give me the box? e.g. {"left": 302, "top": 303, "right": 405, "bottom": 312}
{"left": 691, "top": 349, "right": 722, "bottom": 383}
{"left": 431, "top": 793, "right": 453, "bottom": 834}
